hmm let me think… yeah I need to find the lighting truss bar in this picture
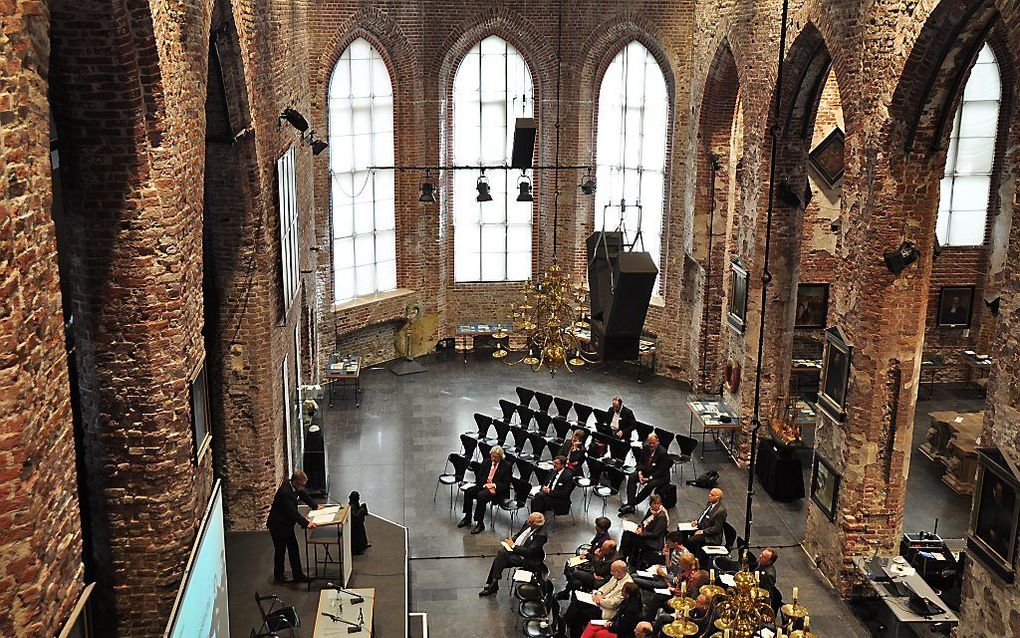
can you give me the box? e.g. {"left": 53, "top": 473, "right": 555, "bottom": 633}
{"left": 367, "top": 164, "right": 592, "bottom": 172}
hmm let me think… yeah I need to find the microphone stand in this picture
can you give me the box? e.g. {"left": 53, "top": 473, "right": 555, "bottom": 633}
{"left": 320, "top": 612, "right": 363, "bottom": 633}
{"left": 326, "top": 582, "right": 365, "bottom": 605}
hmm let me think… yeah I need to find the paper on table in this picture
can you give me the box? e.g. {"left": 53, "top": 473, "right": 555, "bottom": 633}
{"left": 954, "top": 416, "right": 964, "bottom": 423}
{"left": 568, "top": 556, "right": 588, "bottom": 567}
{"left": 590, "top": 620, "right": 610, "bottom": 626}
{"left": 575, "top": 591, "right": 596, "bottom": 606}
{"left": 677, "top": 522, "right": 697, "bottom": 531}
{"left": 653, "top": 588, "right": 672, "bottom": 596}
{"left": 621, "top": 520, "right": 639, "bottom": 533}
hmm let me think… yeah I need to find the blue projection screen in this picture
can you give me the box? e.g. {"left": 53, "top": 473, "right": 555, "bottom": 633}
{"left": 165, "top": 481, "right": 230, "bottom": 638}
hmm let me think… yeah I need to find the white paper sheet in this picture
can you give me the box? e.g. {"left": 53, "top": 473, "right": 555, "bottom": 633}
{"left": 574, "top": 591, "right": 596, "bottom": 606}
{"left": 621, "top": 520, "right": 639, "bottom": 533}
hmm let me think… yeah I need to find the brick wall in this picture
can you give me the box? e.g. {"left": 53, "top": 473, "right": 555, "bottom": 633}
{"left": 307, "top": 1, "right": 696, "bottom": 379}
{"left": 0, "top": 2, "right": 85, "bottom": 636}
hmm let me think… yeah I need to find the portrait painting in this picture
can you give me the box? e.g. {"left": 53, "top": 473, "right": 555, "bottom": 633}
{"left": 937, "top": 285, "right": 975, "bottom": 328}
{"left": 795, "top": 283, "right": 829, "bottom": 329}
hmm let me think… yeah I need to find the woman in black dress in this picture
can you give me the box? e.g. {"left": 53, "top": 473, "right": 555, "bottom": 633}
{"left": 348, "top": 491, "right": 370, "bottom": 555}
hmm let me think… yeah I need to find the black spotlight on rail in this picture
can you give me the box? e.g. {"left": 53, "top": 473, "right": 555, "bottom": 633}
{"left": 304, "top": 131, "right": 329, "bottom": 156}
{"left": 279, "top": 107, "right": 309, "bottom": 132}
{"left": 884, "top": 240, "right": 921, "bottom": 275}
{"left": 419, "top": 171, "right": 437, "bottom": 204}
{"left": 516, "top": 173, "right": 533, "bottom": 202}
{"left": 580, "top": 170, "right": 596, "bottom": 195}
{"left": 476, "top": 171, "right": 493, "bottom": 202}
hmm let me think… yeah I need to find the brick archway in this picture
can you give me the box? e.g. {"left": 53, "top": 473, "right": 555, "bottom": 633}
{"left": 691, "top": 40, "right": 740, "bottom": 393}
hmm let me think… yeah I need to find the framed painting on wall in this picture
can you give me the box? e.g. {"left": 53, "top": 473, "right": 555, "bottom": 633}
{"left": 811, "top": 454, "right": 841, "bottom": 521}
{"left": 795, "top": 283, "right": 829, "bottom": 329}
{"left": 968, "top": 447, "right": 1019, "bottom": 583}
{"left": 819, "top": 326, "right": 852, "bottom": 421}
{"left": 937, "top": 285, "right": 975, "bottom": 328}
{"left": 728, "top": 259, "right": 749, "bottom": 333}
{"left": 809, "top": 127, "right": 845, "bottom": 188}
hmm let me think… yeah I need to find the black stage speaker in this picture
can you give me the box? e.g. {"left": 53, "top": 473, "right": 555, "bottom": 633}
{"left": 511, "top": 118, "right": 537, "bottom": 169}
{"left": 597, "top": 251, "right": 657, "bottom": 361}
{"left": 586, "top": 231, "right": 624, "bottom": 321}
{"left": 303, "top": 424, "right": 328, "bottom": 497}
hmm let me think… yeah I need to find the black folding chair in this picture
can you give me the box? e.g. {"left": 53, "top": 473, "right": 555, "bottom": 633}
{"left": 654, "top": 427, "right": 676, "bottom": 453}
{"left": 473, "top": 413, "right": 496, "bottom": 445}
{"left": 518, "top": 405, "right": 536, "bottom": 429}
{"left": 534, "top": 392, "right": 554, "bottom": 414}
{"left": 573, "top": 403, "right": 593, "bottom": 427}
{"left": 492, "top": 419, "right": 511, "bottom": 445}
{"left": 499, "top": 398, "right": 518, "bottom": 423}
{"left": 553, "top": 397, "right": 573, "bottom": 419}
{"left": 526, "top": 431, "right": 548, "bottom": 461}
{"left": 501, "top": 477, "right": 533, "bottom": 536}
{"left": 434, "top": 453, "right": 470, "bottom": 507}
{"left": 507, "top": 424, "right": 530, "bottom": 456}
{"left": 547, "top": 417, "right": 572, "bottom": 448}
{"left": 255, "top": 592, "right": 300, "bottom": 638}
{"left": 516, "top": 457, "right": 536, "bottom": 483}
{"left": 633, "top": 421, "right": 655, "bottom": 448}
{"left": 579, "top": 457, "right": 604, "bottom": 512}
{"left": 516, "top": 386, "right": 536, "bottom": 408}
{"left": 592, "top": 407, "right": 611, "bottom": 428}
{"left": 670, "top": 434, "right": 699, "bottom": 483}
{"left": 533, "top": 411, "right": 553, "bottom": 436}
{"left": 460, "top": 433, "right": 479, "bottom": 461}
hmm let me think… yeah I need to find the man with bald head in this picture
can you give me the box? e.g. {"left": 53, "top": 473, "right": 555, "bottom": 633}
{"left": 478, "top": 512, "right": 548, "bottom": 596}
{"left": 685, "top": 487, "right": 727, "bottom": 558}
{"left": 564, "top": 559, "right": 634, "bottom": 638}
{"left": 619, "top": 433, "right": 670, "bottom": 515}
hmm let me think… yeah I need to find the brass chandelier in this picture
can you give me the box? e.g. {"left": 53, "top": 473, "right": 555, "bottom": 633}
{"left": 490, "top": 0, "right": 598, "bottom": 376}
{"left": 662, "top": 568, "right": 815, "bottom": 638}
{"left": 493, "top": 265, "right": 597, "bottom": 374}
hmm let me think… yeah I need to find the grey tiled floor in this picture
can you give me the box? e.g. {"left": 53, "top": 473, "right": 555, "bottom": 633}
{"left": 321, "top": 354, "right": 972, "bottom": 637}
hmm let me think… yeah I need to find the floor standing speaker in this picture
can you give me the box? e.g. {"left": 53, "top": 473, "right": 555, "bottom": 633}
{"left": 597, "top": 251, "right": 657, "bottom": 361}
{"left": 586, "top": 231, "right": 624, "bottom": 322}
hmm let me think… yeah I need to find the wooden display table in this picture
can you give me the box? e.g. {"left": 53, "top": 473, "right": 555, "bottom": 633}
{"left": 455, "top": 322, "right": 512, "bottom": 363}
{"left": 324, "top": 355, "right": 362, "bottom": 407}
{"left": 685, "top": 395, "right": 741, "bottom": 462}
{"left": 961, "top": 350, "right": 993, "bottom": 395}
{"left": 920, "top": 410, "right": 983, "bottom": 495}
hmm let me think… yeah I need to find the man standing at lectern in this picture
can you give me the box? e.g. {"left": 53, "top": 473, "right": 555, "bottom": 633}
{"left": 267, "top": 469, "right": 320, "bottom": 583}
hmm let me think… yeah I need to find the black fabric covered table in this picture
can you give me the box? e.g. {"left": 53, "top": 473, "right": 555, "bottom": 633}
{"left": 755, "top": 439, "right": 805, "bottom": 502}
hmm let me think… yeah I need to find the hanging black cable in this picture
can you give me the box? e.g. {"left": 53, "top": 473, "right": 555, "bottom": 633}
{"left": 701, "top": 153, "right": 721, "bottom": 390}
{"left": 744, "top": 0, "right": 790, "bottom": 549}
{"left": 552, "top": 0, "right": 563, "bottom": 258}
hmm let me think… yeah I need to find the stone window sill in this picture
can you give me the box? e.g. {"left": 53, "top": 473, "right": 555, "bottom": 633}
{"left": 333, "top": 288, "right": 415, "bottom": 313}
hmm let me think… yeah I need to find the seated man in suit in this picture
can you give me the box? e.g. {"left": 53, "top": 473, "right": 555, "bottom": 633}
{"left": 459, "top": 445, "right": 511, "bottom": 534}
{"left": 684, "top": 487, "right": 726, "bottom": 558}
{"left": 619, "top": 434, "right": 670, "bottom": 514}
{"left": 531, "top": 455, "right": 574, "bottom": 514}
{"left": 478, "top": 512, "right": 548, "bottom": 595}
{"left": 632, "top": 532, "right": 687, "bottom": 614}
{"left": 560, "top": 538, "right": 618, "bottom": 598}
{"left": 563, "top": 560, "right": 633, "bottom": 638}
{"left": 619, "top": 494, "right": 669, "bottom": 567}
{"left": 558, "top": 429, "right": 588, "bottom": 470}
{"left": 608, "top": 395, "right": 636, "bottom": 440}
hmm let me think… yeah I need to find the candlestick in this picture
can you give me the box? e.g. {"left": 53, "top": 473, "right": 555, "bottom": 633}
{"left": 710, "top": 568, "right": 716, "bottom": 582}
{"left": 681, "top": 581, "right": 687, "bottom": 595}
{"left": 804, "top": 615, "right": 810, "bottom": 630}
{"left": 792, "top": 586, "right": 799, "bottom": 601}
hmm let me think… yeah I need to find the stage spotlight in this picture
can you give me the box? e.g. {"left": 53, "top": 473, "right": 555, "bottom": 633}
{"left": 476, "top": 172, "right": 493, "bottom": 202}
{"left": 516, "top": 174, "right": 533, "bottom": 202}
{"left": 310, "top": 139, "right": 329, "bottom": 156}
{"left": 883, "top": 240, "right": 920, "bottom": 275}
{"left": 419, "top": 172, "right": 437, "bottom": 204}
{"left": 279, "top": 107, "right": 309, "bottom": 132}
{"left": 580, "top": 170, "right": 596, "bottom": 195}
{"left": 933, "top": 236, "right": 943, "bottom": 262}
{"left": 777, "top": 178, "right": 804, "bottom": 208}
